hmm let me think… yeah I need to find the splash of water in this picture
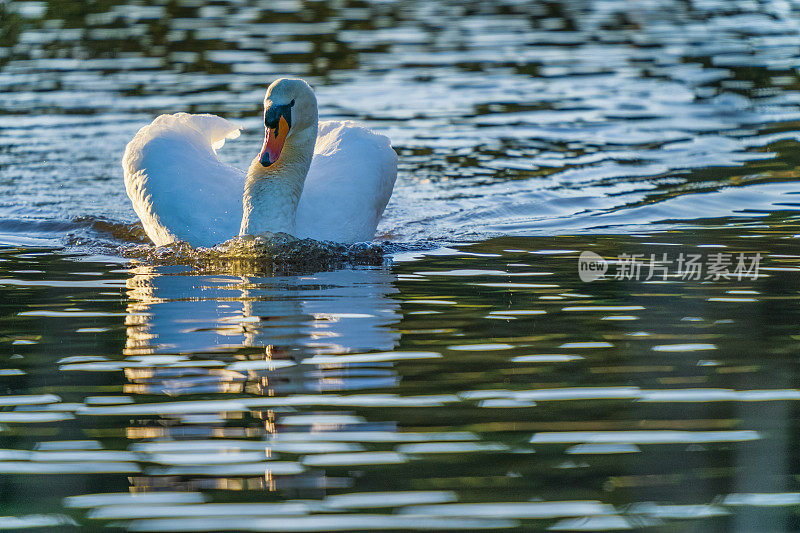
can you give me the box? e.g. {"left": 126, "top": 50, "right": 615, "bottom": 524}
{"left": 121, "top": 231, "right": 386, "bottom": 274}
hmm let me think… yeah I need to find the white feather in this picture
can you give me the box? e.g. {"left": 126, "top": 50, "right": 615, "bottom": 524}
{"left": 122, "top": 113, "right": 244, "bottom": 248}
{"left": 296, "top": 120, "right": 397, "bottom": 242}
{"left": 123, "top": 114, "right": 397, "bottom": 247}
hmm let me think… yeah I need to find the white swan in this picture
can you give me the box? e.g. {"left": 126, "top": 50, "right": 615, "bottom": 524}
{"left": 122, "top": 78, "right": 397, "bottom": 248}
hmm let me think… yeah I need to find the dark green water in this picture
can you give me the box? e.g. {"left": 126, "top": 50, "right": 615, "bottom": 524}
{"left": 3, "top": 222, "right": 800, "bottom": 530}
{"left": 2, "top": 0, "right": 800, "bottom": 531}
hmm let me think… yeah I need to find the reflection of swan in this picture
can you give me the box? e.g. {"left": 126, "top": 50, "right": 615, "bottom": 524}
{"left": 124, "top": 266, "right": 401, "bottom": 396}
{"left": 120, "top": 266, "right": 403, "bottom": 495}
{"left": 241, "top": 269, "right": 401, "bottom": 355}
{"left": 125, "top": 267, "right": 401, "bottom": 358}
{"left": 123, "top": 78, "right": 397, "bottom": 247}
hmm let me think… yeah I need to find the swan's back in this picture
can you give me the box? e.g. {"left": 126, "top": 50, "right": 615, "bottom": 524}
{"left": 123, "top": 113, "right": 244, "bottom": 247}
{"left": 295, "top": 120, "right": 398, "bottom": 243}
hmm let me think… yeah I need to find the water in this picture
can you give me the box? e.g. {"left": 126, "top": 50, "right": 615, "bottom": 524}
{"left": 2, "top": 0, "right": 800, "bottom": 530}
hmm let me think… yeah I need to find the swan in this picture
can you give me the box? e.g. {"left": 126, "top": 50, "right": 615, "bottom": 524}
{"left": 122, "top": 78, "right": 397, "bottom": 248}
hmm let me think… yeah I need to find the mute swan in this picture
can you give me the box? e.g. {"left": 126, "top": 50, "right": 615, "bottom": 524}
{"left": 122, "top": 78, "right": 397, "bottom": 248}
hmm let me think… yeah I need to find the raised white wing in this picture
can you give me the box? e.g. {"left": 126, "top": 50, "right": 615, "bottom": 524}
{"left": 295, "top": 120, "right": 398, "bottom": 243}
{"left": 123, "top": 116, "right": 396, "bottom": 247}
{"left": 122, "top": 113, "right": 244, "bottom": 248}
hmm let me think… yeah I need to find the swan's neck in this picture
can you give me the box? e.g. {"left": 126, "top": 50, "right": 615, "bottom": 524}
{"left": 240, "top": 125, "right": 316, "bottom": 237}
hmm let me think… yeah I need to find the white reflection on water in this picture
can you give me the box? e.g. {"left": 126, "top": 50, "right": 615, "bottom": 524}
{"left": 79, "top": 399, "right": 249, "bottom": 416}
{"left": 511, "top": 354, "right": 583, "bottom": 363}
{"left": 448, "top": 343, "right": 514, "bottom": 351}
{"left": 0, "top": 412, "right": 74, "bottom": 422}
{"left": 478, "top": 399, "right": 538, "bottom": 408}
{"left": 652, "top": 343, "right": 717, "bottom": 352}
{"left": 514, "top": 387, "right": 641, "bottom": 401}
{"left": 396, "top": 442, "right": 509, "bottom": 454}
{"left": 547, "top": 515, "right": 633, "bottom": 531}
{"left": 399, "top": 500, "right": 616, "bottom": 518}
{"left": 130, "top": 440, "right": 268, "bottom": 453}
{"left": 0, "top": 394, "right": 60, "bottom": 406}
{"left": 559, "top": 342, "right": 614, "bottom": 349}
{"left": 323, "top": 490, "right": 458, "bottom": 509}
{"left": 563, "top": 306, "right": 646, "bottom": 312}
{"left": 723, "top": 493, "right": 800, "bottom": 507}
{"left": 269, "top": 431, "right": 478, "bottom": 443}
{"left": 227, "top": 360, "right": 296, "bottom": 371}
{"left": 88, "top": 502, "right": 310, "bottom": 520}
{"left": 461, "top": 387, "right": 800, "bottom": 404}
{"left": 34, "top": 440, "right": 103, "bottom": 451}
{"left": 300, "top": 451, "right": 407, "bottom": 466}
{"left": 243, "top": 394, "right": 459, "bottom": 408}
{"left": 125, "top": 266, "right": 400, "bottom": 357}
{"left": 83, "top": 395, "right": 135, "bottom": 405}
{"left": 302, "top": 351, "right": 441, "bottom": 364}
{"left": 29, "top": 450, "right": 137, "bottom": 462}
{"left": 530, "top": 430, "right": 760, "bottom": 444}
{"left": 0, "top": 515, "right": 77, "bottom": 529}
{"left": 0, "top": 462, "right": 140, "bottom": 473}
{"left": 64, "top": 492, "right": 207, "bottom": 508}
{"left": 145, "top": 462, "right": 305, "bottom": 476}
{"left": 120, "top": 266, "right": 403, "bottom": 396}
{"left": 566, "top": 444, "right": 640, "bottom": 455}
{"left": 123, "top": 515, "right": 518, "bottom": 532}
{"left": 627, "top": 502, "right": 729, "bottom": 519}
{"left": 278, "top": 414, "right": 365, "bottom": 426}
{"left": 144, "top": 451, "right": 267, "bottom": 465}
{"left": 266, "top": 442, "right": 364, "bottom": 454}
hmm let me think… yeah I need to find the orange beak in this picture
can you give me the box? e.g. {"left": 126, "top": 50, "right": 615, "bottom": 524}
{"left": 259, "top": 115, "right": 289, "bottom": 167}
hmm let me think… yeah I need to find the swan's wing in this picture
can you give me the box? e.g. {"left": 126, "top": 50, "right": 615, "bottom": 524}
{"left": 295, "top": 120, "right": 398, "bottom": 242}
{"left": 122, "top": 113, "right": 245, "bottom": 247}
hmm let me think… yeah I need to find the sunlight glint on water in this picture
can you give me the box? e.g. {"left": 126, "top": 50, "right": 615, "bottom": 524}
{"left": 2, "top": 0, "right": 800, "bottom": 531}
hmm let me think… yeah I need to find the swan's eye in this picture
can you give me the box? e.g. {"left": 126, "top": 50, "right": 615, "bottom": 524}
{"left": 290, "top": 99, "right": 295, "bottom": 107}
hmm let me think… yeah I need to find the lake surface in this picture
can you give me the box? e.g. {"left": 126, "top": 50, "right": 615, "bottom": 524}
{"left": 2, "top": 0, "right": 800, "bottom": 531}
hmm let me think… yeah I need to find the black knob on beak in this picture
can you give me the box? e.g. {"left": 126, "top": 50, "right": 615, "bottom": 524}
{"left": 265, "top": 103, "right": 292, "bottom": 132}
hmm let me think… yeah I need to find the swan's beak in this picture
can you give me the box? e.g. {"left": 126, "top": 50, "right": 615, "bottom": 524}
{"left": 259, "top": 104, "right": 292, "bottom": 167}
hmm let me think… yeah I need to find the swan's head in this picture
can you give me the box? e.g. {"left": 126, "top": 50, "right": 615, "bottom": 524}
{"left": 258, "top": 78, "right": 318, "bottom": 167}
